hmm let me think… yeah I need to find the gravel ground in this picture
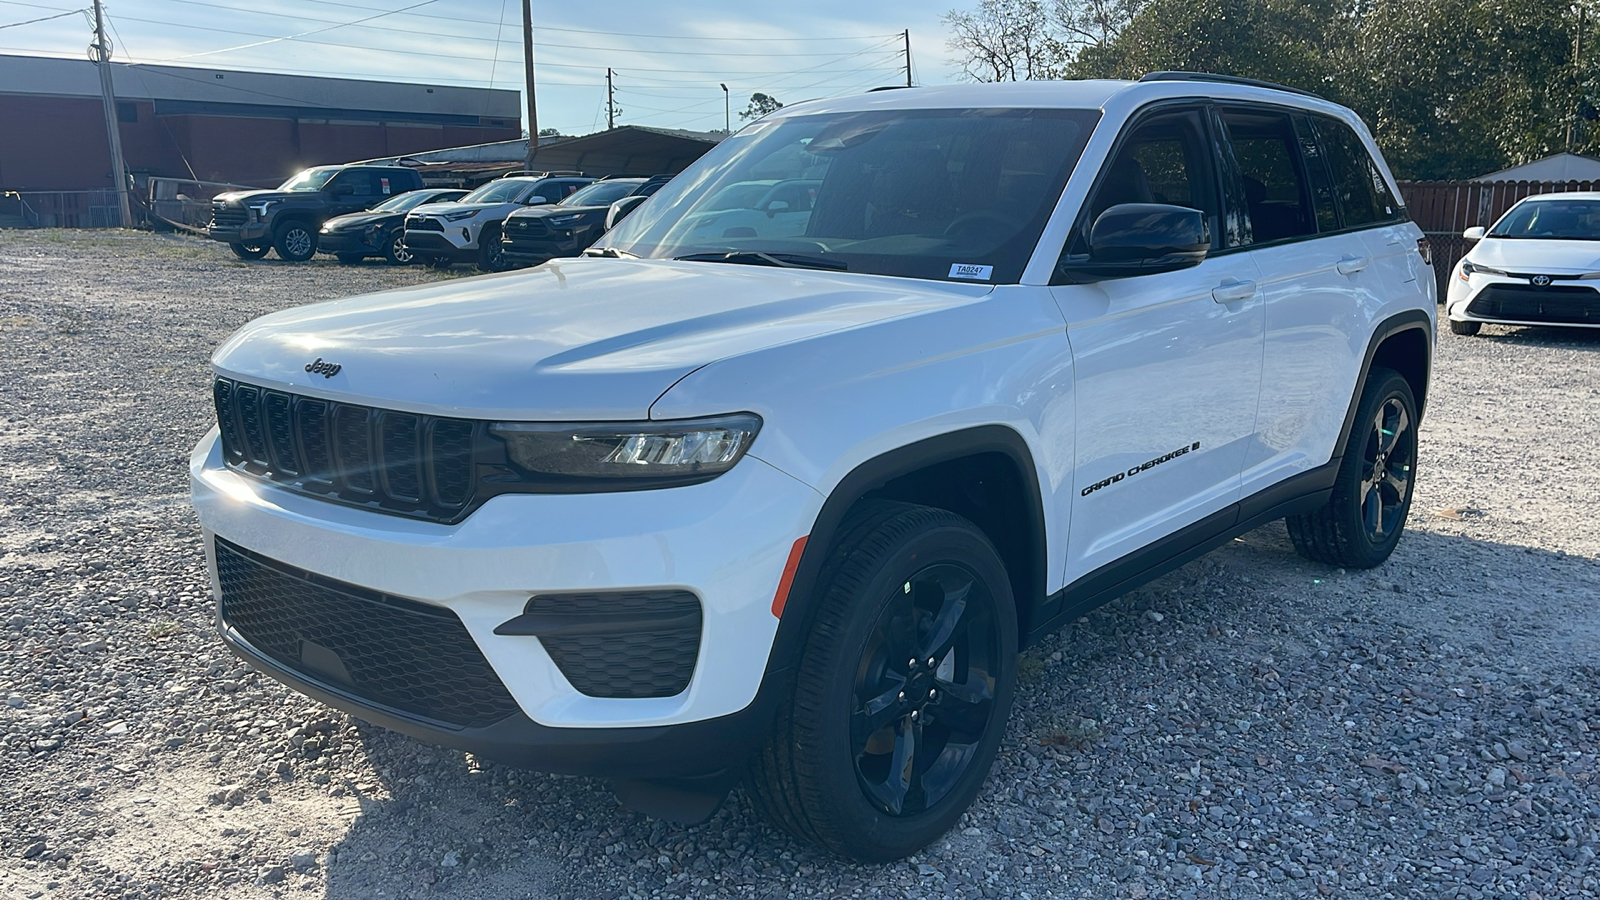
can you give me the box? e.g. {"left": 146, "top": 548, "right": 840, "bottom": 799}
{"left": 1, "top": 229, "right": 1597, "bottom": 900}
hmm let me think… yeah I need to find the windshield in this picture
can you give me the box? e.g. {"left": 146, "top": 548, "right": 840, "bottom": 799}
{"left": 460, "top": 180, "right": 533, "bottom": 204}
{"left": 600, "top": 107, "right": 1099, "bottom": 282}
{"left": 277, "top": 167, "right": 340, "bottom": 192}
{"left": 562, "top": 181, "right": 644, "bottom": 207}
{"left": 375, "top": 190, "right": 453, "bottom": 212}
{"left": 1489, "top": 199, "right": 1600, "bottom": 240}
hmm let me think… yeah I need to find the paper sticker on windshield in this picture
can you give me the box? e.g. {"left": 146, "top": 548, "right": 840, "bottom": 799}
{"left": 380, "top": 178, "right": 391, "bottom": 194}
{"left": 949, "top": 263, "right": 993, "bottom": 281}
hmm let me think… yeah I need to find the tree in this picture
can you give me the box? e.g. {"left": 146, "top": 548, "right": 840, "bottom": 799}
{"left": 943, "top": 0, "right": 1065, "bottom": 81}
{"left": 741, "top": 93, "right": 784, "bottom": 121}
{"left": 538, "top": 127, "right": 561, "bottom": 137}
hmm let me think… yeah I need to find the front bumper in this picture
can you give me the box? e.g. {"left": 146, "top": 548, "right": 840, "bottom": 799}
{"left": 316, "top": 229, "right": 383, "bottom": 255}
{"left": 1447, "top": 275, "right": 1600, "bottom": 328}
{"left": 501, "top": 232, "right": 584, "bottom": 266}
{"left": 402, "top": 230, "right": 473, "bottom": 260}
{"left": 190, "top": 428, "right": 820, "bottom": 771}
{"left": 209, "top": 222, "right": 270, "bottom": 243}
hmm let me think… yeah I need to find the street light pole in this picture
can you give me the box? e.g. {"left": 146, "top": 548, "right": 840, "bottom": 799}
{"left": 720, "top": 83, "right": 729, "bottom": 134}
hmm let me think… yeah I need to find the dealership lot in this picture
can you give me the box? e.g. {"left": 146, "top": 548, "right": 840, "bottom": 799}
{"left": 1, "top": 229, "right": 1598, "bottom": 899}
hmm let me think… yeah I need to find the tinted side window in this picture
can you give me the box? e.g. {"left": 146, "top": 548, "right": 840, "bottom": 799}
{"left": 1218, "top": 109, "right": 1316, "bottom": 244}
{"left": 1074, "top": 107, "right": 1219, "bottom": 254}
{"left": 1318, "top": 118, "right": 1402, "bottom": 227}
{"left": 1292, "top": 116, "right": 1340, "bottom": 232}
{"left": 332, "top": 169, "right": 383, "bottom": 197}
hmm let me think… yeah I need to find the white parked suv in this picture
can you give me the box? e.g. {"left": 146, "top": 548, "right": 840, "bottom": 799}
{"left": 401, "top": 172, "right": 593, "bottom": 270}
{"left": 1446, "top": 192, "right": 1600, "bottom": 334}
{"left": 191, "top": 73, "right": 1435, "bottom": 861}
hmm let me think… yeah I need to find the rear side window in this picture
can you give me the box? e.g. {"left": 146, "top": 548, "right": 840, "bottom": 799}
{"left": 1218, "top": 109, "right": 1316, "bottom": 244}
{"left": 1318, "top": 118, "right": 1403, "bottom": 227}
{"left": 1292, "top": 116, "right": 1340, "bottom": 232}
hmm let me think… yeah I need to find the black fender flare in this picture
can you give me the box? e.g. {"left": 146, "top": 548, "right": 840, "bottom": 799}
{"left": 1333, "top": 308, "right": 1434, "bottom": 460}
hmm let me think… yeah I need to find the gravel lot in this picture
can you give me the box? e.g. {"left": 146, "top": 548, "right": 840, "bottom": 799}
{"left": 1, "top": 229, "right": 1598, "bottom": 900}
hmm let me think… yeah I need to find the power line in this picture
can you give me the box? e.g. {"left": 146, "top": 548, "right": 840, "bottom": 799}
{"left": 0, "top": 6, "right": 83, "bottom": 30}
{"left": 154, "top": 0, "right": 445, "bottom": 63}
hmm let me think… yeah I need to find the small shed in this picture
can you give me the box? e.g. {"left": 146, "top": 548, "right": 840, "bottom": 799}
{"left": 1472, "top": 152, "right": 1600, "bottom": 182}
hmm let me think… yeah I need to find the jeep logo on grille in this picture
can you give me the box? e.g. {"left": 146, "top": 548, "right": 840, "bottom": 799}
{"left": 1530, "top": 274, "right": 1552, "bottom": 287}
{"left": 305, "top": 357, "right": 342, "bottom": 378}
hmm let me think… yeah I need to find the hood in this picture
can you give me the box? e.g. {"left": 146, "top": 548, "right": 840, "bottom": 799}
{"left": 408, "top": 201, "right": 508, "bottom": 219}
{"left": 512, "top": 204, "right": 606, "bottom": 220}
{"left": 212, "top": 256, "right": 991, "bottom": 421}
{"left": 1469, "top": 238, "right": 1600, "bottom": 274}
{"left": 323, "top": 210, "right": 397, "bottom": 230}
{"left": 214, "top": 189, "right": 305, "bottom": 205}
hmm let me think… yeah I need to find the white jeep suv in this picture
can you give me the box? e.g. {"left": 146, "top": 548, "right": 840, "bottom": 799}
{"left": 192, "top": 73, "right": 1435, "bottom": 861}
{"left": 402, "top": 172, "right": 592, "bottom": 270}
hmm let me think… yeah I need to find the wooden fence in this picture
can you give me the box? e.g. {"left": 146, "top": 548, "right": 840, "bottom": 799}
{"left": 1397, "top": 179, "right": 1600, "bottom": 296}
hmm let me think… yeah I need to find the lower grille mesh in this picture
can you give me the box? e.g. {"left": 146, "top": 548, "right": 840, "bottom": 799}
{"left": 215, "top": 538, "right": 520, "bottom": 730}
{"left": 1468, "top": 285, "right": 1600, "bottom": 325}
{"left": 529, "top": 591, "right": 702, "bottom": 698}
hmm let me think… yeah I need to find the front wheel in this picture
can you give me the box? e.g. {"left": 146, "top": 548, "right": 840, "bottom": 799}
{"left": 272, "top": 220, "right": 317, "bottom": 262}
{"left": 229, "top": 242, "right": 269, "bottom": 260}
{"left": 1286, "top": 367, "right": 1418, "bottom": 568}
{"left": 748, "top": 502, "right": 1017, "bottom": 862}
{"left": 384, "top": 230, "right": 414, "bottom": 266}
{"left": 1447, "top": 318, "right": 1481, "bottom": 336}
{"left": 477, "top": 225, "right": 506, "bottom": 272}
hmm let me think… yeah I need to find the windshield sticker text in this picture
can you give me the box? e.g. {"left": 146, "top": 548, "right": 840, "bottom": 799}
{"left": 948, "top": 263, "right": 994, "bottom": 281}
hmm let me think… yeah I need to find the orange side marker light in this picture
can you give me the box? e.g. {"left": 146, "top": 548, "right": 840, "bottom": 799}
{"left": 770, "top": 536, "right": 808, "bottom": 619}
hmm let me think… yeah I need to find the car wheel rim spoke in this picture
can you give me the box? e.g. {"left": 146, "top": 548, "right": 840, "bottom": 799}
{"left": 1361, "top": 394, "right": 1413, "bottom": 541}
{"left": 920, "top": 578, "right": 970, "bottom": 661}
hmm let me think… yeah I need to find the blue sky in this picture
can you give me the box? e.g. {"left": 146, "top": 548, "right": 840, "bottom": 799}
{"left": 0, "top": 0, "right": 967, "bottom": 134}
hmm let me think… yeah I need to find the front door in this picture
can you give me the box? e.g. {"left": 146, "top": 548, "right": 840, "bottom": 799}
{"left": 1050, "top": 105, "right": 1265, "bottom": 584}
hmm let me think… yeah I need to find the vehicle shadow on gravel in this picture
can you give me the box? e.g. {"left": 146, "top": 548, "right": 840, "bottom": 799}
{"left": 1471, "top": 323, "right": 1600, "bottom": 350}
{"left": 316, "top": 522, "right": 1599, "bottom": 900}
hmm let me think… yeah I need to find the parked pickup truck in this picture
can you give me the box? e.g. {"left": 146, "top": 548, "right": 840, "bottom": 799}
{"left": 208, "top": 164, "right": 425, "bottom": 262}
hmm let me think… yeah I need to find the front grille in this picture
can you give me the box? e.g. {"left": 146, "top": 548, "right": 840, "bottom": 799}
{"left": 211, "top": 205, "right": 248, "bottom": 229}
{"left": 506, "top": 217, "right": 549, "bottom": 237}
{"left": 215, "top": 538, "right": 521, "bottom": 730}
{"left": 213, "top": 378, "right": 479, "bottom": 522}
{"left": 529, "top": 591, "right": 702, "bottom": 698}
{"left": 405, "top": 214, "right": 444, "bottom": 232}
{"left": 1469, "top": 284, "right": 1600, "bottom": 325}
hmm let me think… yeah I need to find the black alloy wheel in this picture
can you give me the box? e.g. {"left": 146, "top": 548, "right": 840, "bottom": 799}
{"left": 749, "top": 501, "right": 1017, "bottom": 861}
{"left": 851, "top": 562, "right": 1002, "bottom": 818}
{"left": 1286, "top": 367, "right": 1418, "bottom": 568}
{"left": 229, "top": 241, "right": 269, "bottom": 260}
{"left": 272, "top": 220, "right": 316, "bottom": 262}
{"left": 478, "top": 224, "right": 506, "bottom": 272}
{"left": 385, "top": 230, "right": 414, "bottom": 265}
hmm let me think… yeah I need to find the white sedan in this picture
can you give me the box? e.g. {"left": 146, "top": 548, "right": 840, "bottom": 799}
{"left": 1446, "top": 192, "right": 1600, "bottom": 335}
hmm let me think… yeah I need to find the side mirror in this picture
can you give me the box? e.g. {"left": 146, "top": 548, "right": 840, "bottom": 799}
{"left": 329, "top": 183, "right": 356, "bottom": 197}
{"left": 526, "top": 195, "right": 549, "bottom": 205}
{"left": 1059, "top": 203, "right": 1209, "bottom": 281}
{"left": 1463, "top": 226, "right": 1486, "bottom": 241}
{"left": 605, "top": 195, "right": 649, "bottom": 231}
{"left": 764, "top": 200, "right": 791, "bottom": 219}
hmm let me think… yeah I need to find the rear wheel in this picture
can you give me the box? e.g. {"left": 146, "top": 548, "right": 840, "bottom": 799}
{"left": 1286, "top": 367, "right": 1418, "bottom": 568}
{"left": 229, "top": 242, "right": 268, "bottom": 260}
{"left": 384, "top": 230, "right": 414, "bottom": 266}
{"left": 477, "top": 224, "right": 506, "bottom": 272}
{"left": 748, "top": 502, "right": 1017, "bottom": 862}
{"left": 272, "top": 220, "right": 316, "bottom": 262}
{"left": 1447, "top": 318, "right": 1481, "bottom": 336}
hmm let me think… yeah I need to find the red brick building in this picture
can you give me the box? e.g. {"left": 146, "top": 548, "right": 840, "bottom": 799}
{"left": 0, "top": 54, "right": 521, "bottom": 192}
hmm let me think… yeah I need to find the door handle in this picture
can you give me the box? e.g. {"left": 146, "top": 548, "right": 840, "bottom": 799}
{"left": 1211, "top": 278, "right": 1257, "bottom": 303}
{"left": 1336, "top": 255, "right": 1370, "bottom": 275}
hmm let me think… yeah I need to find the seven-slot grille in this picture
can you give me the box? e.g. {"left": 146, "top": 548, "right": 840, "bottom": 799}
{"left": 210, "top": 205, "right": 248, "bottom": 229}
{"left": 213, "top": 377, "right": 478, "bottom": 522}
{"left": 405, "top": 214, "right": 444, "bottom": 232}
{"left": 214, "top": 538, "right": 520, "bottom": 730}
{"left": 1468, "top": 284, "right": 1600, "bottom": 325}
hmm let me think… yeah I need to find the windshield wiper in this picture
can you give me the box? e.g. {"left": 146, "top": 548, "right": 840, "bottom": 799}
{"left": 674, "top": 251, "right": 847, "bottom": 271}
{"left": 583, "top": 246, "right": 639, "bottom": 258}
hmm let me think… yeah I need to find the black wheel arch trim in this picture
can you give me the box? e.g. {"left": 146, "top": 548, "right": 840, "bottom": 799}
{"left": 1334, "top": 309, "right": 1433, "bottom": 460}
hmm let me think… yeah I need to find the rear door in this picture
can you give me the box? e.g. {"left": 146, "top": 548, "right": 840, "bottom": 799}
{"left": 1216, "top": 105, "right": 1384, "bottom": 497}
{"left": 1050, "top": 104, "right": 1266, "bottom": 583}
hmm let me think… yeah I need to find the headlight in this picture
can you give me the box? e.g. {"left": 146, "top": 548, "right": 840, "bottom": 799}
{"left": 247, "top": 200, "right": 276, "bottom": 218}
{"left": 443, "top": 209, "right": 479, "bottom": 222}
{"left": 545, "top": 213, "right": 585, "bottom": 228}
{"left": 1459, "top": 260, "right": 1507, "bottom": 280}
{"left": 489, "top": 414, "right": 761, "bottom": 486}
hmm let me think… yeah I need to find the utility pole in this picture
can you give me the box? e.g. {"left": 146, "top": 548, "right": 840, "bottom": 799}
{"left": 90, "top": 0, "right": 131, "bottom": 227}
{"left": 607, "top": 68, "right": 615, "bottom": 130}
{"left": 1572, "top": 6, "right": 1585, "bottom": 152}
{"left": 521, "top": 0, "right": 538, "bottom": 170}
{"left": 904, "top": 29, "right": 912, "bottom": 88}
{"left": 720, "top": 83, "right": 729, "bottom": 133}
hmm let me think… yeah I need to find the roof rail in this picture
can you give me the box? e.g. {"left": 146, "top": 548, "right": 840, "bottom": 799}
{"left": 499, "top": 169, "right": 585, "bottom": 179}
{"left": 1138, "top": 71, "right": 1323, "bottom": 100}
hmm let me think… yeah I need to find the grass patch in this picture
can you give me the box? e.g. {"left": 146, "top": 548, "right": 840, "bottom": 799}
{"left": 145, "top": 620, "right": 182, "bottom": 641}
{"left": 1042, "top": 717, "right": 1104, "bottom": 752}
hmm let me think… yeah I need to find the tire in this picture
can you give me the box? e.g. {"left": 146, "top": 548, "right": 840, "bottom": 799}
{"left": 427, "top": 256, "right": 452, "bottom": 271}
{"left": 748, "top": 501, "right": 1018, "bottom": 862}
{"left": 229, "top": 242, "right": 269, "bottom": 260}
{"left": 1447, "top": 318, "right": 1481, "bottom": 336}
{"left": 384, "top": 230, "right": 414, "bottom": 266}
{"left": 1286, "top": 367, "right": 1418, "bottom": 569}
{"left": 272, "top": 220, "right": 317, "bottom": 262}
{"left": 477, "top": 224, "right": 506, "bottom": 272}
{"left": 335, "top": 253, "right": 365, "bottom": 265}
